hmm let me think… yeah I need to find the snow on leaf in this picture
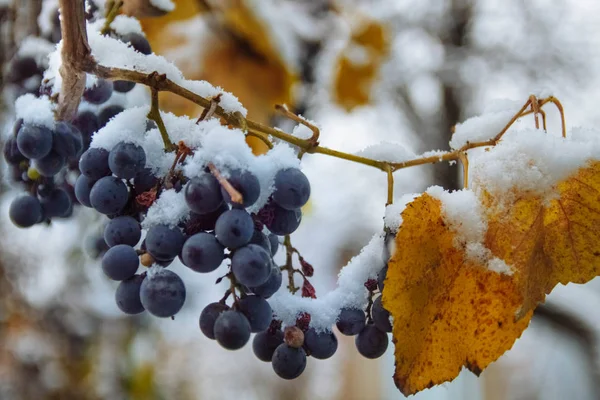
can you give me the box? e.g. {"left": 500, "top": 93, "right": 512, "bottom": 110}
{"left": 383, "top": 193, "right": 533, "bottom": 396}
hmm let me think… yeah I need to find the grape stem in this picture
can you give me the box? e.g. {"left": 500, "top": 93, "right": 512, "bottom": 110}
{"left": 100, "top": 0, "right": 124, "bottom": 35}
{"left": 281, "top": 235, "right": 299, "bottom": 294}
{"left": 147, "top": 81, "right": 176, "bottom": 152}
{"left": 207, "top": 163, "right": 244, "bottom": 205}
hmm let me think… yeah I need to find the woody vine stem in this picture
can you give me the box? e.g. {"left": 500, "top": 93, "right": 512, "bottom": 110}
{"left": 57, "top": 0, "right": 567, "bottom": 208}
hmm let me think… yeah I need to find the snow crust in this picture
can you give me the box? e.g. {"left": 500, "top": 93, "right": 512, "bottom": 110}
{"left": 142, "top": 189, "right": 189, "bottom": 229}
{"left": 355, "top": 141, "right": 416, "bottom": 162}
{"left": 268, "top": 234, "right": 386, "bottom": 330}
{"left": 16, "top": 36, "right": 56, "bottom": 66}
{"left": 149, "top": 0, "right": 175, "bottom": 12}
{"left": 383, "top": 193, "right": 420, "bottom": 231}
{"left": 108, "top": 15, "right": 144, "bottom": 36}
{"left": 14, "top": 95, "right": 56, "bottom": 130}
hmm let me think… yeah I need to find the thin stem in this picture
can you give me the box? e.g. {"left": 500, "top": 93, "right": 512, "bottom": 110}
{"left": 148, "top": 87, "right": 176, "bottom": 152}
{"left": 100, "top": 0, "right": 123, "bottom": 35}
{"left": 458, "top": 152, "right": 469, "bottom": 189}
{"left": 282, "top": 235, "right": 299, "bottom": 294}
{"left": 386, "top": 165, "right": 394, "bottom": 206}
{"left": 207, "top": 163, "right": 243, "bottom": 204}
{"left": 275, "top": 104, "right": 320, "bottom": 146}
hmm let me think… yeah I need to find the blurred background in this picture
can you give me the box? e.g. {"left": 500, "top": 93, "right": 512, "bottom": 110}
{"left": 1, "top": 0, "right": 600, "bottom": 399}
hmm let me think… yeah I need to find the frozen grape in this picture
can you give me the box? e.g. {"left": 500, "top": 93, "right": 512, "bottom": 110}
{"left": 83, "top": 79, "right": 113, "bottom": 104}
{"left": 52, "top": 122, "right": 83, "bottom": 160}
{"left": 17, "top": 124, "right": 53, "bottom": 159}
{"left": 231, "top": 244, "right": 271, "bottom": 287}
{"left": 248, "top": 265, "right": 282, "bottom": 299}
{"left": 272, "top": 344, "right": 306, "bottom": 379}
{"left": 98, "top": 105, "right": 124, "bottom": 128}
{"left": 272, "top": 168, "right": 311, "bottom": 210}
{"left": 184, "top": 173, "right": 223, "bottom": 214}
{"left": 214, "top": 310, "right": 251, "bottom": 350}
{"left": 101, "top": 244, "right": 139, "bottom": 281}
{"left": 253, "top": 328, "right": 284, "bottom": 362}
{"left": 79, "top": 148, "right": 111, "bottom": 180}
{"left": 249, "top": 229, "right": 271, "bottom": 253}
{"left": 134, "top": 168, "right": 158, "bottom": 193}
{"left": 6, "top": 56, "right": 40, "bottom": 84}
{"left": 145, "top": 224, "right": 185, "bottom": 262}
{"left": 265, "top": 204, "right": 302, "bottom": 235}
{"left": 184, "top": 203, "right": 229, "bottom": 235}
{"left": 113, "top": 80, "right": 136, "bottom": 93}
{"left": 304, "top": 328, "right": 338, "bottom": 359}
{"left": 74, "top": 174, "right": 96, "bottom": 207}
{"left": 72, "top": 111, "right": 99, "bottom": 147}
{"left": 355, "top": 324, "right": 388, "bottom": 359}
{"left": 199, "top": 302, "right": 230, "bottom": 340}
{"left": 372, "top": 296, "right": 392, "bottom": 332}
{"left": 268, "top": 233, "right": 279, "bottom": 256}
{"left": 140, "top": 269, "right": 186, "bottom": 318}
{"left": 336, "top": 308, "right": 366, "bottom": 336}
{"left": 89, "top": 176, "right": 129, "bottom": 215}
{"left": 9, "top": 195, "right": 42, "bottom": 227}
{"left": 121, "top": 32, "right": 152, "bottom": 55}
{"left": 3, "top": 137, "right": 26, "bottom": 165}
{"left": 40, "top": 188, "right": 71, "bottom": 217}
{"left": 220, "top": 169, "right": 260, "bottom": 208}
{"left": 104, "top": 216, "right": 142, "bottom": 247}
{"left": 115, "top": 274, "right": 145, "bottom": 314}
{"left": 238, "top": 295, "right": 272, "bottom": 332}
{"left": 215, "top": 209, "right": 254, "bottom": 249}
{"left": 181, "top": 232, "right": 224, "bottom": 273}
{"left": 34, "top": 150, "right": 65, "bottom": 176}
{"left": 378, "top": 265, "right": 387, "bottom": 292}
{"left": 108, "top": 142, "right": 146, "bottom": 180}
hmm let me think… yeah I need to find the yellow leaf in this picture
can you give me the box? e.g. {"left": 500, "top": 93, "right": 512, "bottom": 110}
{"left": 333, "top": 17, "right": 389, "bottom": 111}
{"left": 484, "top": 161, "right": 600, "bottom": 319}
{"left": 383, "top": 193, "right": 533, "bottom": 396}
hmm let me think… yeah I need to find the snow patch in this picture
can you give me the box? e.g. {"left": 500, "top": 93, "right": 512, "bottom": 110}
{"left": 149, "top": 0, "right": 175, "bottom": 12}
{"left": 142, "top": 189, "right": 189, "bottom": 229}
{"left": 383, "top": 193, "right": 420, "bottom": 231}
{"left": 355, "top": 142, "right": 416, "bottom": 163}
{"left": 15, "top": 95, "right": 56, "bottom": 130}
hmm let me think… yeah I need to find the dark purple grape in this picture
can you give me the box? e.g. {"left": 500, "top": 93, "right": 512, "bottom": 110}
{"left": 6, "top": 57, "right": 40, "bottom": 84}
{"left": 304, "top": 328, "right": 338, "bottom": 359}
{"left": 220, "top": 169, "right": 260, "bottom": 208}
{"left": 104, "top": 216, "right": 141, "bottom": 247}
{"left": 113, "top": 80, "right": 136, "bottom": 93}
{"left": 121, "top": 32, "right": 152, "bottom": 55}
{"left": 199, "top": 302, "right": 229, "bottom": 340}
{"left": 265, "top": 204, "right": 302, "bottom": 235}
{"left": 371, "top": 296, "right": 392, "bottom": 332}
{"left": 249, "top": 229, "right": 271, "bottom": 253}
{"left": 237, "top": 295, "right": 272, "bottom": 333}
{"left": 98, "top": 105, "right": 124, "bottom": 128}
{"left": 108, "top": 142, "right": 146, "bottom": 180}
{"left": 34, "top": 151, "right": 65, "bottom": 176}
{"left": 215, "top": 209, "right": 254, "bottom": 249}
{"left": 272, "top": 344, "right": 306, "bottom": 379}
{"left": 268, "top": 233, "right": 279, "bottom": 256}
{"left": 9, "top": 195, "right": 42, "bottom": 227}
{"left": 79, "top": 148, "right": 111, "bottom": 180}
{"left": 89, "top": 176, "right": 129, "bottom": 215}
{"left": 3, "top": 137, "right": 27, "bottom": 165}
{"left": 253, "top": 328, "right": 284, "bottom": 362}
{"left": 184, "top": 203, "right": 229, "bottom": 234}
{"left": 116, "top": 274, "right": 145, "bottom": 314}
{"left": 214, "top": 310, "right": 251, "bottom": 350}
{"left": 83, "top": 79, "right": 113, "bottom": 104}
{"left": 272, "top": 168, "right": 311, "bottom": 210}
{"left": 184, "top": 173, "right": 223, "bottom": 214}
{"left": 336, "top": 308, "right": 366, "bottom": 336}
{"left": 231, "top": 244, "right": 271, "bottom": 287}
{"left": 140, "top": 268, "right": 186, "bottom": 318}
{"left": 74, "top": 174, "right": 96, "bottom": 207}
{"left": 248, "top": 265, "right": 282, "bottom": 299}
{"left": 134, "top": 168, "right": 158, "bottom": 193}
{"left": 17, "top": 124, "right": 53, "bottom": 159}
{"left": 145, "top": 224, "right": 185, "bottom": 262}
{"left": 355, "top": 324, "right": 388, "bottom": 359}
{"left": 378, "top": 265, "right": 387, "bottom": 292}
{"left": 72, "top": 111, "right": 99, "bottom": 147}
{"left": 180, "top": 232, "right": 224, "bottom": 273}
{"left": 101, "top": 244, "right": 139, "bottom": 281}
{"left": 52, "top": 122, "right": 83, "bottom": 160}
{"left": 40, "top": 188, "right": 71, "bottom": 217}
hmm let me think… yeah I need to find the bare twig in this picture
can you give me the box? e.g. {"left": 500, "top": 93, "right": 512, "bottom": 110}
{"left": 207, "top": 163, "right": 243, "bottom": 205}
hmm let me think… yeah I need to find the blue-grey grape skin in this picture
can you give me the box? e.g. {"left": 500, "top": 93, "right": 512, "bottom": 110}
{"left": 40, "top": 188, "right": 72, "bottom": 218}
{"left": 268, "top": 233, "right": 279, "bottom": 256}
{"left": 249, "top": 229, "right": 271, "bottom": 253}
{"left": 253, "top": 329, "right": 284, "bottom": 362}
{"left": 213, "top": 310, "right": 251, "bottom": 350}
{"left": 304, "top": 328, "right": 338, "bottom": 359}
{"left": 220, "top": 169, "right": 260, "bottom": 208}
{"left": 75, "top": 174, "right": 96, "bottom": 208}
{"left": 231, "top": 244, "right": 272, "bottom": 287}
{"left": 9, "top": 195, "right": 43, "bottom": 227}
{"left": 89, "top": 176, "right": 129, "bottom": 215}
{"left": 101, "top": 244, "right": 139, "bottom": 281}
{"left": 272, "top": 168, "right": 311, "bottom": 210}
{"left": 199, "top": 302, "right": 229, "bottom": 340}
{"left": 52, "top": 122, "right": 83, "bottom": 159}
{"left": 35, "top": 150, "right": 65, "bottom": 176}
{"left": 237, "top": 295, "right": 272, "bottom": 333}
{"left": 272, "top": 344, "right": 307, "bottom": 379}
{"left": 145, "top": 225, "right": 185, "bottom": 262}
{"left": 371, "top": 296, "right": 392, "bottom": 332}
{"left": 98, "top": 105, "right": 125, "bottom": 128}
{"left": 181, "top": 232, "right": 224, "bottom": 273}
{"left": 336, "top": 308, "right": 366, "bottom": 336}
{"left": 108, "top": 142, "right": 146, "bottom": 180}
{"left": 115, "top": 274, "right": 145, "bottom": 314}
{"left": 184, "top": 173, "right": 223, "bottom": 214}
{"left": 140, "top": 269, "right": 186, "bottom": 318}
{"left": 83, "top": 79, "right": 113, "bottom": 104}
{"left": 378, "top": 265, "right": 388, "bottom": 292}
{"left": 3, "top": 136, "right": 26, "bottom": 165}
{"left": 266, "top": 205, "right": 302, "bottom": 235}
{"left": 214, "top": 209, "right": 254, "bottom": 249}
{"left": 355, "top": 323, "right": 389, "bottom": 359}
{"left": 17, "top": 124, "right": 53, "bottom": 159}
{"left": 104, "top": 216, "right": 142, "bottom": 247}
{"left": 79, "top": 148, "right": 111, "bottom": 180}
{"left": 248, "top": 266, "right": 282, "bottom": 299}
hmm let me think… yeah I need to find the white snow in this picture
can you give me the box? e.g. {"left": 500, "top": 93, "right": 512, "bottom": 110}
{"left": 450, "top": 99, "right": 523, "bottom": 150}
{"left": 291, "top": 123, "right": 313, "bottom": 140}
{"left": 487, "top": 257, "right": 514, "bottom": 276}
{"left": 149, "top": 0, "right": 175, "bottom": 12}
{"left": 16, "top": 36, "right": 56, "bottom": 67}
{"left": 142, "top": 189, "right": 189, "bottom": 229}
{"left": 108, "top": 15, "right": 144, "bottom": 36}
{"left": 268, "top": 234, "right": 386, "bottom": 331}
{"left": 14, "top": 95, "right": 56, "bottom": 130}
{"left": 383, "top": 193, "right": 420, "bottom": 231}
{"left": 355, "top": 141, "right": 417, "bottom": 163}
